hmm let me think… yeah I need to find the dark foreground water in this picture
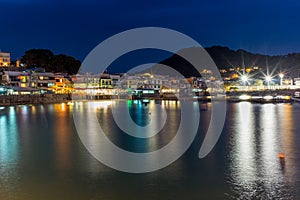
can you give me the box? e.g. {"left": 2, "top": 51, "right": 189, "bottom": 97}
{"left": 0, "top": 101, "right": 300, "bottom": 199}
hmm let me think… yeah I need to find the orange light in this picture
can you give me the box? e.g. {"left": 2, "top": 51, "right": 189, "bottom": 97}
{"left": 278, "top": 153, "right": 285, "bottom": 159}
{"left": 245, "top": 68, "right": 252, "bottom": 73}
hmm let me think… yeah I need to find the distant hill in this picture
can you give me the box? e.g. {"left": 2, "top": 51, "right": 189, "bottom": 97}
{"left": 205, "top": 46, "right": 300, "bottom": 73}
{"left": 141, "top": 46, "right": 300, "bottom": 78}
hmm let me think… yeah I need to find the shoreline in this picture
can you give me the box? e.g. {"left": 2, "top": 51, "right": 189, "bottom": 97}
{"left": 0, "top": 94, "right": 298, "bottom": 107}
{"left": 0, "top": 94, "right": 71, "bottom": 106}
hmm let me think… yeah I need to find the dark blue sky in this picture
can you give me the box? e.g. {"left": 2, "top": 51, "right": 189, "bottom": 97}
{"left": 1, "top": 0, "right": 300, "bottom": 61}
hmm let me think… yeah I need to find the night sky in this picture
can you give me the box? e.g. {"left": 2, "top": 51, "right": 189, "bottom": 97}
{"left": 1, "top": 0, "right": 300, "bottom": 62}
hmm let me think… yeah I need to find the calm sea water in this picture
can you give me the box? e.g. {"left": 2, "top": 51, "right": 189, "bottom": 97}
{"left": 0, "top": 101, "right": 300, "bottom": 199}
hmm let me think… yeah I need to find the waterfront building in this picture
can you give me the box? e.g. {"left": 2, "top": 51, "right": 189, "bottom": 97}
{"left": 100, "top": 73, "right": 113, "bottom": 89}
{"left": 0, "top": 70, "right": 42, "bottom": 95}
{"left": 71, "top": 73, "right": 117, "bottom": 99}
{"left": 72, "top": 74, "right": 89, "bottom": 89}
{"left": 294, "top": 78, "right": 300, "bottom": 86}
{"left": 0, "top": 71, "right": 30, "bottom": 87}
{"left": 53, "top": 76, "right": 73, "bottom": 94}
{"left": 3, "top": 62, "right": 300, "bottom": 97}
{"left": 87, "top": 74, "right": 101, "bottom": 89}
{"left": 187, "top": 77, "right": 207, "bottom": 96}
{"left": 0, "top": 51, "right": 11, "bottom": 67}
{"left": 110, "top": 74, "right": 121, "bottom": 87}
{"left": 0, "top": 70, "right": 57, "bottom": 90}
{"left": 121, "top": 74, "right": 139, "bottom": 90}
{"left": 30, "top": 72, "right": 56, "bottom": 89}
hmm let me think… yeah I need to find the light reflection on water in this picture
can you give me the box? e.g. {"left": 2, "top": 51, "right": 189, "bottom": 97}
{"left": 0, "top": 101, "right": 300, "bottom": 199}
{"left": 230, "top": 102, "right": 257, "bottom": 187}
{"left": 227, "top": 103, "right": 299, "bottom": 199}
{"left": 0, "top": 106, "right": 20, "bottom": 198}
{"left": 260, "top": 104, "right": 283, "bottom": 196}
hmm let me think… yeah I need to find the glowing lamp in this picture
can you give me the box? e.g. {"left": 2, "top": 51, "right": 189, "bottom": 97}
{"left": 239, "top": 94, "right": 251, "bottom": 100}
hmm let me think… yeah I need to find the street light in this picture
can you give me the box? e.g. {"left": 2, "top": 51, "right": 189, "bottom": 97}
{"left": 279, "top": 73, "right": 284, "bottom": 86}
{"left": 240, "top": 75, "right": 249, "bottom": 91}
{"left": 241, "top": 75, "right": 248, "bottom": 86}
{"left": 279, "top": 73, "right": 284, "bottom": 79}
{"left": 265, "top": 75, "right": 272, "bottom": 82}
{"left": 265, "top": 75, "right": 272, "bottom": 88}
{"left": 241, "top": 75, "right": 248, "bottom": 82}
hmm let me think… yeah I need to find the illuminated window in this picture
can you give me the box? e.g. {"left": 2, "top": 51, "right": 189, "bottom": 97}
{"left": 19, "top": 76, "right": 27, "bottom": 83}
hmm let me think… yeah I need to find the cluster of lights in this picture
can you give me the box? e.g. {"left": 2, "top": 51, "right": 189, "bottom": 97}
{"left": 238, "top": 72, "right": 285, "bottom": 86}
{"left": 238, "top": 94, "right": 290, "bottom": 101}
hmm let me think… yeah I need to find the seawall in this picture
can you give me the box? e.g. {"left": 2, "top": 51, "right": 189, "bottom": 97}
{"left": 0, "top": 94, "right": 71, "bottom": 106}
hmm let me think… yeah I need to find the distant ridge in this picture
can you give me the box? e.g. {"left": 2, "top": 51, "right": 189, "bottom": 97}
{"left": 205, "top": 46, "right": 300, "bottom": 72}
{"left": 142, "top": 46, "right": 300, "bottom": 78}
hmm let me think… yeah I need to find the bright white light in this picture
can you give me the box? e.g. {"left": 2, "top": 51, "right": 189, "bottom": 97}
{"left": 279, "top": 73, "right": 284, "bottom": 79}
{"left": 263, "top": 95, "right": 273, "bottom": 100}
{"left": 265, "top": 76, "right": 272, "bottom": 82}
{"left": 276, "top": 95, "right": 284, "bottom": 99}
{"left": 241, "top": 75, "right": 248, "bottom": 82}
{"left": 275, "top": 95, "right": 290, "bottom": 100}
{"left": 239, "top": 95, "right": 251, "bottom": 100}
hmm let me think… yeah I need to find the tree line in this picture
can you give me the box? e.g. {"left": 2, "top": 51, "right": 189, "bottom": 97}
{"left": 21, "top": 49, "right": 81, "bottom": 74}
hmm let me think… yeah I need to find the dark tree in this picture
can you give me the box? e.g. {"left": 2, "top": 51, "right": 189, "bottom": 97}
{"left": 21, "top": 49, "right": 54, "bottom": 70}
{"left": 21, "top": 49, "right": 81, "bottom": 74}
{"left": 50, "top": 54, "right": 81, "bottom": 74}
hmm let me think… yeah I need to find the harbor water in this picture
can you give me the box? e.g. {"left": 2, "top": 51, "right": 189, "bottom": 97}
{"left": 0, "top": 101, "right": 300, "bottom": 199}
